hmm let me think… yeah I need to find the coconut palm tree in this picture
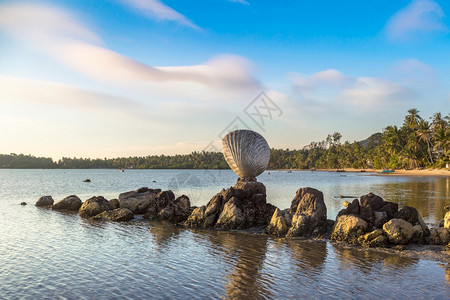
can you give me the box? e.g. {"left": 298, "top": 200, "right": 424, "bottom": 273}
{"left": 404, "top": 108, "right": 422, "bottom": 130}
{"left": 416, "top": 119, "right": 433, "bottom": 163}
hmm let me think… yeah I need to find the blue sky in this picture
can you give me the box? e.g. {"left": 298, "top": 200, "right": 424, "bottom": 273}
{"left": 0, "top": 0, "right": 449, "bottom": 159}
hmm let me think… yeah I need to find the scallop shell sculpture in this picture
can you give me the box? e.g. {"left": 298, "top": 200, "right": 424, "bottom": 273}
{"left": 222, "top": 130, "right": 270, "bottom": 178}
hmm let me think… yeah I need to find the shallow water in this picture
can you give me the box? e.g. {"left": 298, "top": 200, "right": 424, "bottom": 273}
{"left": 0, "top": 169, "right": 449, "bottom": 298}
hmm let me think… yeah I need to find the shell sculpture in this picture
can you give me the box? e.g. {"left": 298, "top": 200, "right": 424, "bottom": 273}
{"left": 222, "top": 130, "right": 270, "bottom": 178}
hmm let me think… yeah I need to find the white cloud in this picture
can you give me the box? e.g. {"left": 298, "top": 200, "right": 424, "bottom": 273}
{"left": 118, "top": 0, "right": 200, "bottom": 29}
{"left": 291, "top": 69, "right": 414, "bottom": 110}
{"left": 0, "top": 2, "right": 259, "bottom": 94}
{"left": 386, "top": 0, "right": 447, "bottom": 40}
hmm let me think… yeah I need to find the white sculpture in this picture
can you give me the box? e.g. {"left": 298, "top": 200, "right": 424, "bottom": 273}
{"left": 222, "top": 130, "right": 270, "bottom": 178}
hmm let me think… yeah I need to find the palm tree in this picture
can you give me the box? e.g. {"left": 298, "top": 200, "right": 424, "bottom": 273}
{"left": 434, "top": 127, "right": 450, "bottom": 158}
{"left": 430, "top": 112, "right": 445, "bottom": 132}
{"left": 404, "top": 108, "right": 422, "bottom": 130}
{"left": 416, "top": 120, "right": 433, "bottom": 164}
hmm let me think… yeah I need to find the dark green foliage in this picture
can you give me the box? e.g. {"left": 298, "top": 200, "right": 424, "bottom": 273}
{"left": 1, "top": 110, "right": 448, "bottom": 170}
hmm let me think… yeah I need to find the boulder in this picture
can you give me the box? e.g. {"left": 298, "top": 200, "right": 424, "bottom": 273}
{"left": 36, "top": 196, "right": 54, "bottom": 207}
{"left": 378, "top": 202, "right": 398, "bottom": 219}
{"left": 360, "top": 193, "right": 384, "bottom": 211}
{"left": 215, "top": 197, "right": 245, "bottom": 229}
{"left": 444, "top": 211, "right": 450, "bottom": 229}
{"left": 144, "top": 190, "right": 176, "bottom": 219}
{"left": 158, "top": 195, "right": 191, "bottom": 224}
{"left": 20, "top": 202, "right": 27, "bottom": 205}
{"left": 373, "top": 211, "right": 388, "bottom": 228}
{"left": 286, "top": 187, "right": 327, "bottom": 238}
{"left": 109, "top": 199, "right": 120, "bottom": 209}
{"left": 394, "top": 206, "right": 419, "bottom": 225}
{"left": 266, "top": 208, "right": 289, "bottom": 236}
{"left": 383, "top": 218, "right": 414, "bottom": 245}
{"left": 119, "top": 187, "right": 161, "bottom": 214}
{"left": 429, "top": 228, "right": 450, "bottom": 245}
{"left": 184, "top": 206, "right": 206, "bottom": 227}
{"left": 79, "top": 196, "right": 113, "bottom": 218}
{"left": 52, "top": 195, "right": 82, "bottom": 211}
{"left": 357, "top": 229, "right": 387, "bottom": 248}
{"left": 359, "top": 205, "right": 373, "bottom": 224}
{"left": 330, "top": 215, "right": 368, "bottom": 244}
{"left": 345, "top": 199, "right": 360, "bottom": 215}
{"left": 92, "top": 208, "right": 134, "bottom": 222}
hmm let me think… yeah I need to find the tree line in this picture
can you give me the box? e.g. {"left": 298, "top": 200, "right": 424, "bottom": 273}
{"left": 1, "top": 109, "right": 448, "bottom": 170}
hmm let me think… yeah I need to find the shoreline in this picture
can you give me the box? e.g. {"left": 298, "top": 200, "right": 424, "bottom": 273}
{"left": 270, "top": 168, "right": 450, "bottom": 177}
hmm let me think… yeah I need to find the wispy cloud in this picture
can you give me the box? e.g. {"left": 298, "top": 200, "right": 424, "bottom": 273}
{"left": 291, "top": 69, "right": 415, "bottom": 110}
{"left": 228, "top": 0, "right": 250, "bottom": 5}
{"left": 0, "top": 2, "right": 259, "bottom": 94}
{"left": 118, "top": 0, "right": 200, "bottom": 29}
{"left": 386, "top": 0, "right": 447, "bottom": 40}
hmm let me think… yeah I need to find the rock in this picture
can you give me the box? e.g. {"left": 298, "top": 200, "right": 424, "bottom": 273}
{"left": 266, "top": 208, "right": 289, "bottom": 236}
{"left": 286, "top": 187, "right": 327, "bottom": 238}
{"left": 330, "top": 215, "right": 368, "bottom": 244}
{"left": 378, "top": 202, "right": 398, "bottom": 219}
{"left": 360, "top": 193, "right": 384, "bottom": 211}
{"left": 359, "top": 205, "right": 373, "bottom": 224}
{"left": 83, "top": 179, "right": 91, "bottom": 182}
{"left": 119, "top": 187, "right": 161, "bottom": 214}
{"left": 373, "top": 211, "right": 388, "bottom": 228}
{"left": 144, "top": 190, "right": 176, "bottom": 219}
{"left": 215, "top": 197, "right": 245, "bottom": 229}
{"left": 358, "top": 229, "right": 386, "bottom": 248}
{"left": 92, "top": 208, "right": 134, "bottom": 222}
{"left": 444, "top": 211, "right": 450, "bottom": 229}
{"left": 429, "top": 228, "right": 450, "bottom": 245}
{"left": 394, "top": 206, "right": 419, "bottom": 225}
{"left": 343, "top": 201, "right": 350, "bottom": 208}
{"left": 20, "top": 202, "right": 27, "bottom": 205}
{"left": 35, "top": 196, "right": 54, "bottom": 207}
{"left": 158, "top": 195, "right": 191, "bottom": 224}
{"left": 346, "top": 199, "right": 360, "bottom": 215}
{"left": 52, "top": 195, "right": 82, "bottom": 211}
{"left": 185, "top": 179, "right": 273, "bottom": 230}
{"left": 411, "top": 225, "right": 426, "bottom": 244}
{"left": 184, "top": 206, "right": 206, "bottom": 227}
{"left": 109, "top": 198, "right": 120, "bottom": 209}
{"left": 383, "top": 218, "right": 414, "bottom": 245}
{"left": 79, "top": 196, "right": 113, "bottom": 218}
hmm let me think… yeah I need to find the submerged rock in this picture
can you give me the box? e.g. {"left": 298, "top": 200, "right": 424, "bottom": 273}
{"left": 79, "top": 196, "right": 113, "bottom": 218}
{"left": 52, "top": 195, "right": 82, "bottom": 211}
{"left": 383, "top": 218, "right": 414, "bottom": 245}
{"left": 330, "top": 215, "right": 368, "bottom": 244}
{"left": 36, "top": 196, "right": 54, "bottom": 207}
{"left": 119, "top": 187, "right": 161, "bottom": 214}
{"left": 92, "top": 208, "right": 134, "bottom": 222}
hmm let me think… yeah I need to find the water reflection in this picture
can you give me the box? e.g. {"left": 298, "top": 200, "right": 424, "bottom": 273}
{"left": 371, "top": 177, "right": 450, "bottom": 222}
{"left": 202, "top": 231, "right": 271, "bottom": 299}
{"left": 148, "top": 222, "right": 184, "bottom": 248}
{"left": 285, "top": 239, "right": 327, "bottom": 271}
{"left": 332, "top": 243, "right": 419, "bottom": 272}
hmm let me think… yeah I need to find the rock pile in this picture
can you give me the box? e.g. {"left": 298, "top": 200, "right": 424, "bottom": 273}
{"left": 185, "top": 178, "right": 276, "bottom": 230}
{"left": 330, "top": 192, "right": 430, "bottom": 247}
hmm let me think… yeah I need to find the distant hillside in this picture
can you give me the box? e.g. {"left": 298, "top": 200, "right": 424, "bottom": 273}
{"left": 358, "top": 133, "right": 382, "bottom": 148}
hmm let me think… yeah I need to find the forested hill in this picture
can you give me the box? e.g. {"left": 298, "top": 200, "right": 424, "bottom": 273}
{"left": 1, "top": 109, "right": 448, "bottom": 170}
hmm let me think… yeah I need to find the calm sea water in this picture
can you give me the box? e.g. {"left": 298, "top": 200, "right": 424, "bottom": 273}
{"left": 0, "top": 169, "right": 449, "bottom": 299}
